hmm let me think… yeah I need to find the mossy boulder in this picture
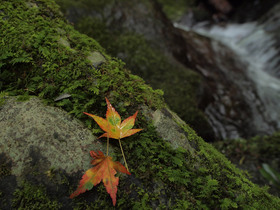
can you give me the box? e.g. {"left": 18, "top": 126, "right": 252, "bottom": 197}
{"left": 1, "top": 0, "right": 280, "bottom": 209}
{"left": 56, "top": 0, "right": 216, "bottom": 141}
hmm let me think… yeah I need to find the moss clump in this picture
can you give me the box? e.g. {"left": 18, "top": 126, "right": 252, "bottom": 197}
{"left": 0, "top": 163, "right": 11, "bottom": 178}
{"left": 16, "top": 93, "right": 31, "bottom": 101}
{"left": 214, "top": 131, "right": 280, "bottom": 162}
{"left": 0, "top": 91, "right": 8, "bottom": 107}
{"left": 214, "top": 131, "right": 280, "bottom": 196}
{"left": 157, "top": 0, "right": 196, "bottom": 21}
{"left": 12, "top": 182, "right": 62, "bottom": 209}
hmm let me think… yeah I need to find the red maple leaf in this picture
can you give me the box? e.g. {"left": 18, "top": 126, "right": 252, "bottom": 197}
{"left": 70, "top": 151, "right": 130, "bottom": 206}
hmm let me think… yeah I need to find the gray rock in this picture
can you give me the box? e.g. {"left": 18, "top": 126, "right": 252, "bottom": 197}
{"left": 143, "top": 106, "right": 196, "bottom": 152}
{"left": 54, "top": 93, "right": 72, "bottom": 101}
{"left": 87, "top": 51, "right": 106, "bottom": 68}
{"left": 0, "top": 96, "right": 109, "bottom": 181}
{"left": 58, "top": 37, "right": 71, "bottom": 48}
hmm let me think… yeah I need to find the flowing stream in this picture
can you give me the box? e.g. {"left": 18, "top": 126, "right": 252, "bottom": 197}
{"left": 174, "top": 3, "right": 280, "bottom": 139}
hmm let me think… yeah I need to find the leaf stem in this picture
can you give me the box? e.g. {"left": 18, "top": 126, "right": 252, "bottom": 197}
{"left": 118, "top": 138, "right": 129, "bottom": 172}
{"left": 107, "top": 135, "right": 109, "bottom": 156}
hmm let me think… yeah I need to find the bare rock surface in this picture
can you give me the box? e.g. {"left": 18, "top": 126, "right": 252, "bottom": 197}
{"left": 0, "top": 96, "right": 108, "bottom": 181}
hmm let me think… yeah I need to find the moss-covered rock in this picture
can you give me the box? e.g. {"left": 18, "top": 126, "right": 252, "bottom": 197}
{"left": 1, "top": 0, "right": 280, "bottom": 209}
{"left": 56, "top": 0, "right": 215, "bottom": 140}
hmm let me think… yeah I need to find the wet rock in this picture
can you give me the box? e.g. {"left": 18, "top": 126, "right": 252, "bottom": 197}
{"left": 175, "top": 29, "right": 278, "bottom": 139}
{"left": 193, "top": 0, "right": 278, "bottom": 23}
{"left": 229, "top": 0, "right": 279, "bottom": 22}
{"left": 174, "top": 2, "right": 280, "bottom": 139}
{"left": 208, "top": 0, "right": 232, "bottom": 14}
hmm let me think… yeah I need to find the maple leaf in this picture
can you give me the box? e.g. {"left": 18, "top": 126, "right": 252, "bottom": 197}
{"left": 70, "top": 151, "right": 130, "bottom": 206}
{"left": 84, "top": 97, "right": 142, "bottom": 139}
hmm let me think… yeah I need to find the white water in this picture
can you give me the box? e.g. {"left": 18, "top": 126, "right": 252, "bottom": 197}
{"left": 174, "top": 9, "right": 280, "bottom": 138}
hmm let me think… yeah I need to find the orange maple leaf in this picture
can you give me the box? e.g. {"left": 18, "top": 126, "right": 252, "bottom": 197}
{"left": 84, "top": 97, "right": 142, "bottom": 139}
{"left": 70, "top": 151, "right": 130, "bottom": 206}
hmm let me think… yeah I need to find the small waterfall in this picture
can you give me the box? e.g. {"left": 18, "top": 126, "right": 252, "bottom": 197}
{"left": 174, "top": 3, "right": 280, "bottom": 139}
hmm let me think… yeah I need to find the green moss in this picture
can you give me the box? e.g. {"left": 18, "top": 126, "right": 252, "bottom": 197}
{"left": 12, "top": 182, "right": 62, "bottom": 209}
{"left": 157, "top": 0, "right": 196, "bottom": 21}
{"left": 124, "top": 112, "right": 280, "bottom": 208}
{"left": 1, "top": 0, "right": 280, "bottom": 209}
{"left": 157, "top": 0, "right": 211, "bottom": 22}
{"left": 213, "top": 131, "right": 280, "bottom": 195}
{"left": 214, "top": 131, "right": 280, "bottom": 161}
{"left": 0, "top": 163, "right": 11, "bottom": 178}
{"left": 16, "top": 93, "right": 31, "bottom": 101}
{"left": 192, "top": 134, "right": 280, "bottom": 208}
{"left": 0, "top": 91, "right": 9, "bottom": 106}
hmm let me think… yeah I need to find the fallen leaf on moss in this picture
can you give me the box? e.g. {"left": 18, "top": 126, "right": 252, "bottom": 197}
{"left": 70, "top": 150, "right": 130, "bottom": 206}
{"left": 84, "top": 97, "right": 142, "bottom": 139}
